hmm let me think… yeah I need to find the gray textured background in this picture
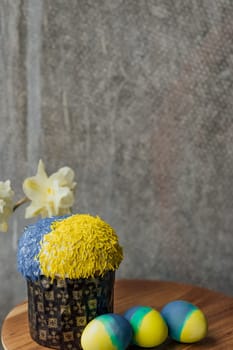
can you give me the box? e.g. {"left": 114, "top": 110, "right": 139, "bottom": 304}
{"left": 1, "top": 0, "right": 233, "bottom": 343}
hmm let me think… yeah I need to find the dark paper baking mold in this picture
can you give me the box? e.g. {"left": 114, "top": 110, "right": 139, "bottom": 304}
{"left": 27, "top": 271, "right": 115, "bottom": 350}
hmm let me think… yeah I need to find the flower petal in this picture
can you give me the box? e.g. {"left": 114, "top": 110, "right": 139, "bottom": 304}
{"left": 0, "top": 180, "right": 14, "bottom": 198}
{"left": 25, "top": 202, "right": 44, "bottom": 219}
{"left": 23, "top": 160, "right": 76, "bottom": 219}
{"left": 0, "top": 222, "right": 8, "bottom": 232}
{"left": 37, "top": 160, "right": 49, "bottom": 182}
{"left": 50, "top": 167, "right": 76, "bottom": 189}
{"left": 0, "top": 180, "right": 14, "bottom": 232}
{"left": 23, "top": 178, "right": 45, "bottom": 201}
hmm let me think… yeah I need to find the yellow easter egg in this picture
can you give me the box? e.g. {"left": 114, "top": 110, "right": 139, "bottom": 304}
{"left": 81, "top": 313, "right": 132, "bottom": 350}
{"left": 161, "top": 300, "right": 208, "bottom": 343}
{"left": 124, "top": 305, "right": 168, "bottom": 347}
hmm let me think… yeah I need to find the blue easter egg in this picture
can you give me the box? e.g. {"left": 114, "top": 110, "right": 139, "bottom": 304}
{"left": 161, "top": 300, "right": 208, "bottom": 343}
{"left": 124, "top": 305, "right": 168, "bottom": 347}
{"left": 81, "top": 313, "right": 132, "bottom": 350}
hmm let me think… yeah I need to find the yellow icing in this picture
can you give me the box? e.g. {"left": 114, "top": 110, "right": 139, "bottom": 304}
{"left": 38, "top": 214, "right": 123, "bottom": 279}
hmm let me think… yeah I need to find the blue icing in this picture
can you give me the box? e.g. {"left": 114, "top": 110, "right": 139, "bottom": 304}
{"left": 17, "top": 215, "right": 69, "bottom": 281}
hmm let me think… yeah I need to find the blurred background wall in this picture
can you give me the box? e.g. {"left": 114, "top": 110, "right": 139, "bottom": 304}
{"left": 0, "top": 0, "right": 233, "bottom": 342}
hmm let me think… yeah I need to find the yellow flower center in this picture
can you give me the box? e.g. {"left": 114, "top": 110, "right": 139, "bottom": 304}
{"left": 47, "top": 187, "right": 54, "bottom": 195}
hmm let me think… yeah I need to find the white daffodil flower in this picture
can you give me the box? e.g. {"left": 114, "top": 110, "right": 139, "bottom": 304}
{"left": 0, "top": 180, "right": 14, "bottom": 232}
{"left": 23, "top": 160, "right": 76, "bottom": 218}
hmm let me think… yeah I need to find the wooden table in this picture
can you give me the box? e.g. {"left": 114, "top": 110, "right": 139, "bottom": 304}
{"left": 1, "top": 279, "right": 233, "bottom": 349}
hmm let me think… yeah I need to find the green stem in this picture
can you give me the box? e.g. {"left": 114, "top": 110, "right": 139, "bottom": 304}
{"left": 13, "top": 197, "right": 29, "bottom": 212}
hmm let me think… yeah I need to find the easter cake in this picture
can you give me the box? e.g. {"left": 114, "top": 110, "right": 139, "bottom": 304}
{"left": 17, "top": 213, "right": 123, "bottom": 350}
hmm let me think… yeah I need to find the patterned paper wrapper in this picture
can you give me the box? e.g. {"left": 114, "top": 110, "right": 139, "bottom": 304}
{"left": 27, "top": 271, "right": 115, "bottom": 350}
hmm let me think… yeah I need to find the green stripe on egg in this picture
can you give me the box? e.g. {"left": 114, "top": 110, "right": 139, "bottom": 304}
{"left": 180, "top": 309, "right": 208, "bottom": 343}
{"left": 124, "top": 306, "right": 168, "bottom": 347}
{"left": 125, "top": 306, "right": 151, "bottom": 332}
{"left": 81, "top": 314, "right": 132, "bottom": 350}
{"left": 100, "top": 314, "right": 132, "bottom": 349}
{"left": 81, "top": 319, "right": 115, "bottom": 350}
{"left": 161, "top": 300, "right": 208, "bottom": 343}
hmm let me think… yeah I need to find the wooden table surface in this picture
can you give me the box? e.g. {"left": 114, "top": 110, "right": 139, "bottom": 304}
{"left": 1, "top": 279, "right": 233, "bottom": 349}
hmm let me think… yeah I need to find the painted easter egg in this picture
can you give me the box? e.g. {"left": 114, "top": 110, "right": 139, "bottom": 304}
{"left": 124, "top": 305, "right": 168, "bottom": 347}
{"left": 161, "top": 300, "right": 208, "bottom": 343}
{"left": 81, "top": 313, "right": 132, "bottom": 350}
